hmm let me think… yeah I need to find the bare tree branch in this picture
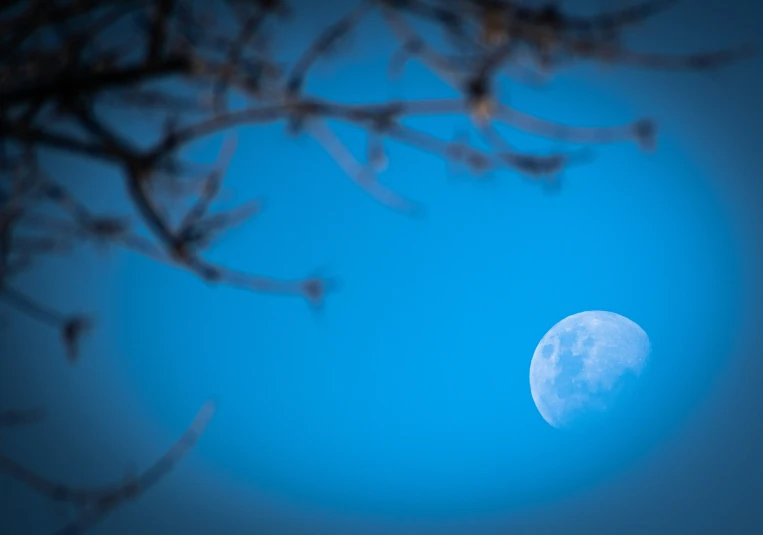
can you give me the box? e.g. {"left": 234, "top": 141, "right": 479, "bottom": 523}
{"left": 0, "top": 400, "right": 216, "bottom": 535}
{"left": 0, "top": 407, "right": 46, "bottom": 429}
{"left": 0, "top": 1, "right": 753, "bottom": 531}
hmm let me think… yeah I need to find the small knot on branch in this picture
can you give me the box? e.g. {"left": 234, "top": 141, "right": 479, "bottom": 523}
{"left": 170, "top": 240, "right": 191, "bottom": 262}
{"left": 257, "top": 0, "right": 291, "bottom": 18}
{"left": 61, "top": 315, "right": 93, "bottom": 364}
{"left": 198, "top": 265, "right": 223, "bottom": 283}
{"left": 301, "top": 275, "right": 340, "bottom": 309}
{"left": 465, "top": 76, "right": 494, "bottom": 123}
{"left": 632, "top": 118, "right": 657, "bottom": 152}
{"left": 481, "top": 4, "right": 512, "bottom": 46}
{"left": 369, "top": 104, "right": 403, "bottom": 132}
{"left": 86, "top": 217, "right": 131, "bottom": 240}
{"left": 286, "top": 101, "right": 323, "bottom": 136}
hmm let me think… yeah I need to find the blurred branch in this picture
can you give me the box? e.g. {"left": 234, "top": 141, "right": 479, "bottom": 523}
{"left": 0, "top": 407, "right": 46, "bottom": 429}
{"left": 0, "top": 400, "right": 216, "bottom": 535}
{"left": 286, "top": 0, "right": 376, "bottom": 96}
{"left": 0, "top": 0, "right": 751, "bottom": 374}
{"left": 0, "top": 0, "right": 754, "bottom": 530}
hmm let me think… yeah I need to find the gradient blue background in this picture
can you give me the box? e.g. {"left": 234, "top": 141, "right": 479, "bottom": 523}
{"left": 2, "top": 1, "right": 763, "bottom": 533}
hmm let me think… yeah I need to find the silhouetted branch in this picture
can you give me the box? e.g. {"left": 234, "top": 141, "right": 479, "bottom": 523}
{"left": 0, "top": 400, "right": 216, "bottom": 535}
{"left": 307, "top": 117, "right": 421, "bottom": 215}
{"left": 0, "top": 0, "right": 744, "bottom": 347}
{"left": 0, "top": 284, "right": 68, "bottom": 328}
{"left": 567, "top": 40, "right": 757, "bottom": 71}
{"left": 0, "top": 407, "right": 46, "bottom": 429}
{"left": 287, "top": 0, "right": 376, "bottom": 96}
{"left": 0, "top": 1, "right": 754, "bottom": 531}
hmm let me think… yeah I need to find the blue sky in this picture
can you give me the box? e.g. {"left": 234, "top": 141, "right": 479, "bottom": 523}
{"left": 2, "top": 1, "right": 763, "bottom": 534}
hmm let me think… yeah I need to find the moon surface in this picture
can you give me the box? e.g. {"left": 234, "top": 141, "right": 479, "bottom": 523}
{"left": 530, "top": 311, "right": 651, "bottom": 429}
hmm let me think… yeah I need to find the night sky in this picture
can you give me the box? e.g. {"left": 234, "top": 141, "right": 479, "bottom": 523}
{"left": 2, "top": 1, "right": 763, "bottom": 534}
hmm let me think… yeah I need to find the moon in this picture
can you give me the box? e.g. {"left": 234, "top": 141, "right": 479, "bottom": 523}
{"left": 529, "top": 311, "right": 651, "bottom": 429}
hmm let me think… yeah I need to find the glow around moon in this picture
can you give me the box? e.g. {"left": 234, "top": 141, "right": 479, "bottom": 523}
{"left": 529, "top": 311, "right": 651, "bottom": 429}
